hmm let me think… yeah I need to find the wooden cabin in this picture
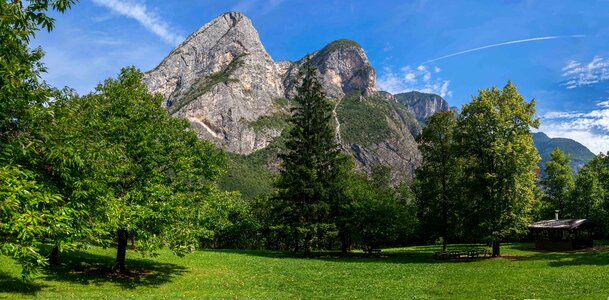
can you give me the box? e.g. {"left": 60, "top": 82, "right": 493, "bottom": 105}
{"left": 528, "top": 217, "right": 596, "bottom": 251}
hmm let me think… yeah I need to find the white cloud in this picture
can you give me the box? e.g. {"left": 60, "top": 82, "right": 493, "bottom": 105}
{"left": 540, "top": 100, "right": 609, "bottom": 154}
{"left": 561, "top": 56, "right": 609, "bottom": 89}
{"left": 597, "top": 100, "right": 609, "bottom": 108}
{"left": 92, "top": 0, "right": 184, "bottom": 46}
{"left": 377, "top": 65, "right": 452, "bottom": 98}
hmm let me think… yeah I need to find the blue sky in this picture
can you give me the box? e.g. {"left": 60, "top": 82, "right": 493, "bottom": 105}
{"left": 34, "top": 0, "right": 609, "bottom": 153}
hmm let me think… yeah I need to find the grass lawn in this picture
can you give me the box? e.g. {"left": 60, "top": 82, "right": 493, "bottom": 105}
{"left": 1, "top": 243, "right": 609, "bottom": 299}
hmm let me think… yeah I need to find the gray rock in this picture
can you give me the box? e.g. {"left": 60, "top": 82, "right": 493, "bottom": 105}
{"left": 283, "top": 39, "right": 376, "bottom": 99}
{"left": 144, "top": 12, "right": 419, "bottom": 184}
{"left": 143, "top": 12, "right": 285, "bottom": 154}
{"left": 394, "top": 91, "right": 451, "bottom": 122}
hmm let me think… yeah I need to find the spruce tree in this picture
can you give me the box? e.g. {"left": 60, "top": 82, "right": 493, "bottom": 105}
{"left": 274, "top": 60, "right": 341, "bottom": 256}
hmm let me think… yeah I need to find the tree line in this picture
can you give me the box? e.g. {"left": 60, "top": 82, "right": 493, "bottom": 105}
{"left": 4, "top": 0, "right": 609, "bottom": 281}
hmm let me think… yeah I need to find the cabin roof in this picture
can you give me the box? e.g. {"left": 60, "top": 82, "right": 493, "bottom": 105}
{"left": 528, "top": 219, "right": 596, "bottom": 230}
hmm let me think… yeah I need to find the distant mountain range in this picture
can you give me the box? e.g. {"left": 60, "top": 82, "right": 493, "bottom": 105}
{"left": 532, "top": 132, "right": 596, "bottom": 174}
{"left": 142, "top": 12, "right": 595, "bottom": 195}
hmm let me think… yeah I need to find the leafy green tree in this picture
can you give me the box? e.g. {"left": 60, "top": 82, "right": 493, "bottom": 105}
{"left": 274, "top": 60, "right": 341, "bottom": 256}
{"left": 415, "top": 111, "right": 463, "bottom": 252}
{"left": 540, "top": 147, "right": 574, "bottom": 218}
{"left": 0, "top": 0, "right": 76, "bottom": 278}
{"left": 1, "top": 0, "right": 76, "bottom": 155}
{"left": 456, "top": 81, "right": 540, "bottom": 256}
{"left": 572, "top": 153, "right": 609, "bottom": 236}
{"left": 74, "top": 67, "right": 226, "bottom": 272}
{"left": 347, "top": 171, "right": 416, "bottom": 253}
{"left": 327, "top": 153, "right": 356, "bottom": 253}
{"left": 568, "top": 165, "right": 604, "bottom": 219}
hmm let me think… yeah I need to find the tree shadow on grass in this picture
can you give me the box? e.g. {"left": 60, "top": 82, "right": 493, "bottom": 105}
{"left": 206, "top": 247, "right": 492, "bottom": 265}
{"left": 0, "top": 271, "right": 47, "bottom": 296}
{"left": 42, "top": 249, "right": 188, "bottom": 290}
{"left": 503, "top": 245, "right": 609, "bottom": 267}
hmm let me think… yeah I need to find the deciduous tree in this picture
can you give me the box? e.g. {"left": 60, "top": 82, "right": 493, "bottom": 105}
{"left": 540, "top": 147, "right": 574, "bottom": 218}
{"left": 456, "top": 81, "right": 540, "bottom": 257}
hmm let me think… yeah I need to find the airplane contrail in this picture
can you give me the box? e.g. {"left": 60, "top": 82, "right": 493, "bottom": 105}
{"left": 424, "top": 35, "right": 585, "bottom": 64}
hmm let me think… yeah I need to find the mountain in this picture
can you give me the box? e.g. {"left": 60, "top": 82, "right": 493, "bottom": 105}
{"left": 144, "top": 12, "right": 420, "bottom": 187}
{"left": 394, "top": 91, "right": 452, "bottom": 122}
{"left": 532, "top": 132, "right": 596, "bottom": 174}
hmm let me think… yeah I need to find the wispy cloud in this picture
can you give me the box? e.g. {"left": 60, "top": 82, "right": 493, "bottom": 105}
{"left": 541, "top": 99, "right": 609, "bottom": 154}
{"left": 377, "top": 65, "right": 452, "bottom": 98}
{"left": 561, "top": 56, "right": 609, "bottom": 89}
{"left": 92, "top": 0, "right": 184, "bottom": 46}
{"left": 425, "top": 35, "right": 585, "bottom": 64}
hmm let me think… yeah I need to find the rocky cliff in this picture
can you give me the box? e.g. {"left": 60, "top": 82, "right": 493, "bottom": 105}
{"left": 394, "top": 91, "right": 452, "bottom": 122}
{"left": 143, "top": 12, "right": 286, "bottom": 154}
{"left": 144, "top": 12, "right": 418, "bottom": 184}
{"left": 144, "top": 12, "right": 378, "bottom": 155}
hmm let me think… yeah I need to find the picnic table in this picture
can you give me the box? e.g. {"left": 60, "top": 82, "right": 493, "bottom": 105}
{"left": 433, "top": 249, "right": 490, "bottom": 259}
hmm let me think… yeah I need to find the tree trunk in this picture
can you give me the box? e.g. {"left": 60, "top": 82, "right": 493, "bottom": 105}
{"left": 113, "top": 229, "right": 128, "bottom": 273}
{"left": 492, "top": 241, "right": 501, "bottom": 257}
{"left": 442, "top": 237, "right": 447, "bottom": 252}
{"left": 340, "top": 229, "right": 350, "bottom": 253}
{"left": 293, "top": 230, "right": 300, "bottom": 252}
{"left": 304, "top": 233, "right": 312, "bottom": 257}
{"left": 49, "top": 245, "right": 60, "bottom": 266}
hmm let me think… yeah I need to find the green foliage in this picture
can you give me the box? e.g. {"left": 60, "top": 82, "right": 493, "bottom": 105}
{"left": 456, "top": 81, "right": 540, "bottom": 256}
{"left": 73, "top": 67, "right": 227, "bottom": 271}
{"left": 347, "top": 172, "right": 417, "bottom": 251}
{"left": 540, "top": 147, "right": 574, "bottom": 218}
{"left": 248, "top": 112, "right": 290, "bottom": 133}
{"left": 272, "top": 97, "right": 290, "bottom": 108}
{"left": 273, "top": 60, "right": 341, "bottom": 255}
{"left": 414, "top": 111, "right": 464, "bottom": 250}
{"left": 0, "top": 166, "right": 72, "bottom": 279}
{"left": 569, "top": 153, "right": 609, "bottom": 235}
{"left": 168, "top": 54, "right": 244, "bottom": 114}
{"left": 0, "top": 0, "right": 77, "bottom": 279}
{"left": 315, "top": 39, "right": 361, "bottom": 59}
{"left": 568, "top": 165, "right": 604, "bottom": 220}
{"left": 218, "top": 153, "right": 275, "bottom": 201}
{"left": 336, "top": 92, "right": 393, "bottom": 145}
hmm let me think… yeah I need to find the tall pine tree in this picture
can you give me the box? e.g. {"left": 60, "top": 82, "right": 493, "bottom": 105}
{"left": 274, "top": 60, "right": 341, "bottom": 256}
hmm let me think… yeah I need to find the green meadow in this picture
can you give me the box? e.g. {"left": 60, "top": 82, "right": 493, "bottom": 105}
{"left": 2, "top": 243, "right": 609, "bottom": 299}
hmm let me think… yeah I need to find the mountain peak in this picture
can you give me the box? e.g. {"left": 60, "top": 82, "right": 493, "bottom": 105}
{"left": 394, "top": 91, "right": 451, "bottom": 121}
{"left": 318, "top": 39, "right": 363, "bottom": 54}
{"left": 303, "top": 38, "right": 376, "bottom": 98}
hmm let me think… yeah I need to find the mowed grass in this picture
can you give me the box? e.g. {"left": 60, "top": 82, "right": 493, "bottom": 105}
{"left": 1, "top": 243, "right": 609, "bottom": 299}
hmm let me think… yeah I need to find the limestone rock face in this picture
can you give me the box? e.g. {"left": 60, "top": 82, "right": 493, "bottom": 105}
{"left": 394, "top": 91, "right": 451, "bottom": 121}
{"left": 144, "top": 12, "right": 417, "bottom": 183}
{"left": 143, "top": 12, "right": 285, "bottom": 154}
{"left": 284, "top": 39, "right": 377, "bottom": 99}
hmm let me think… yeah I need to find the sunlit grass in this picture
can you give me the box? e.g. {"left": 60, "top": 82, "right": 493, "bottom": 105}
{"left": 1, "top": 243, "right": 608, "bottom": 299}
